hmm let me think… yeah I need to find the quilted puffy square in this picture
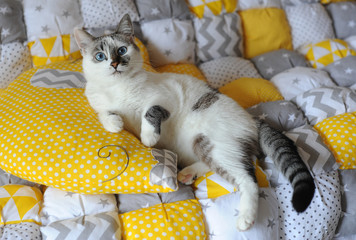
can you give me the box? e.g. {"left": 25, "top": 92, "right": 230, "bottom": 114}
{"left": 219, "top": 77, "right": 283, "bottom": 109}
{"left": 275, "top": 171, "right": 341, "bottom": 240}
{"left": 299, "top": 39, "right": 356, "bottom": 68}
{"left": 292, "top": 87, "right": 356, "bottom": 126}
{"left": 193, "top": 12, "right": 243, "bottom": 63}
{"left": 239, "top": 8, "right": 293, "bottom": 59}
{"left": 40, "top": 187, "right": 117, "bottom": 225}
{"left": 0, "top": 42, "right": 32, "bottom": 89}
{"left": 199, "top": 188, "right": 279, "bottom": 240}
{"left": 0, "top": 222, "right": 41, "bottom": 240}
{"left": 238, "top": 0, "right": 281, "bottom": 10}
{"left": 251, "top": 49, "right": 310, "bottom": 80}
{"left": 22, "top": 0, "right": 83, "bottom": 42}
{"left": 41, "top": 211, "right": 121, "bottom": 240}
{"left": 119, "top": 199, "right": 206, "bottom": 239}
{"left": 0, "top": 185, "right": 42, "bottom": 225}
{"left": 199, "top": 57, "right": 261, "bottom": 88}
{"left": 323, "top": 56, "right": 356, "bottom": 87}
{"left": 28, "top": 34, "right": 82, "bottom": 66}
{"left": 247, "top": 100, "right": 308, "bottom": 132}
{"left": 284, "top": 3, "right": 335, "bottom": 49}
{"left": 314, "top": 112, "right": 356, "bottom": 169}
{"left": 186, "top": 0, "right": 238, "bottom": 18}
{"left": 0, "top": 61, "right": 178, "bottom": 194}
{"left": 281, "top": 0, "right": 319, "bottom": 6}
{"left": 141, "top": 19, "right": 196, "bottom": 67}
{"left": 0, "top": 0, "right": 27, "bottom": 44}
{"left": 134, "top": 0, "right": 190, "bottom": 22}
{"left": 270, "top": 67, "right": 336, "bottom": 100}
{"left": 80, "top": 0, "right": 139, "bottom": 28}
{"left": 327, "top": 2, "right": 356, "bottom": 39}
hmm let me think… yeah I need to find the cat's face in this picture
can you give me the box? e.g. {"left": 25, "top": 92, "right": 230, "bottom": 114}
{"left": 74, "top": 14, "right": 142, "bottom": 79}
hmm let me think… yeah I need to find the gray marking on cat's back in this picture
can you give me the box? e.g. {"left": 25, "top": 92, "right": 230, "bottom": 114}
{"left": 145, "top": 105, "right": 170, "bottom": 134}
{"left": 192, "top": 90, "right": 219, "bottom": 111}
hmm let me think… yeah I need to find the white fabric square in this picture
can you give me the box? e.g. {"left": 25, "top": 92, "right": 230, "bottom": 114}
{"left": 0, "top": 42, "right": 32, "bottom": 89}
{"left": 285, "top": 3, "right": 335, "bottom": 49}
{"left": 40, "top": 187, "right": 117, "bottom": 225}
{"left": 199, "top": 188, "right": 279, "bottom": 240}
{"left": 193, "top": 12, "right": 243, "bottom": 63}
{"left": 80, "top": 0, "right": 139, "bottom": 28}
{"left": 238, "top": 0, "right": 281, "bottom": 10}
{"left": 22, "top": 0, "right": 83, "bottom": 42}
{"left": 276, "top": 171, "right": 341, "bottom": 240}
{"left": 141, "top": 19, "right": 196, "bottom": 67}
{"left": 270, "top": 67, "right": 336, "bottom": 100}
{"left": 199, "top": 56, "right": 261, "bottom": 88}
{"left": 345, "top": 35, "right": 356, "bottom": 51}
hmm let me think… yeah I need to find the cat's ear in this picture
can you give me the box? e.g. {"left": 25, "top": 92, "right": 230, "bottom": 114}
{"left": 117, "top": 14, "right": 134, "bottom": 37}
{"left": 74, "top": 28, "right": 94, "bottom": 53}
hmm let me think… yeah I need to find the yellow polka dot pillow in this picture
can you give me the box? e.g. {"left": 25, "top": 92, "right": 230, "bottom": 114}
{"left": 0, "top": 60, "right": 178, "bottom": 194}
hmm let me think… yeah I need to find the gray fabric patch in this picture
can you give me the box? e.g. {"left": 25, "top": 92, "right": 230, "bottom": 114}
{"left": 251, "top": 49, "right": 310, "bottom": 80}
{"left": 0, "top": 0, "right": 27, "bottom": 44}
{"left": 323, "top": 56, "right": 356, "bottom": 87}
{"left": 134, "top": 0, "right": 191, "bottom": 22}
{"left": 150, "top": 149, "right": 178, "bottom": 191}
{"left": 30, "top": 69, "right": 86, "bottom": 89}
{"left": 335, "top": 169, "right": 356, "bottom": 237}
{"left": 117, "top": 183, "right": 195, "bottom": 213}
{"left": 327, "top": 2, "right": 356, "bottom": 39}
{"left": 40, "top": 211, "right": 121, "bottom": 240}
{"left": 0, "top": 222, "right": 41, "bottom": 240}
{"left": 247, "top": 100, "right": 308, "bottom": 132}
{"left": 292, "top": 87, "right": 356, "bottom": 126}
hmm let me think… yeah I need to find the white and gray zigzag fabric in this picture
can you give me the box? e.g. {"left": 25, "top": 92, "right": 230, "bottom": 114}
{"left": 30, "top": 69, "right": 86, "bottom": 89}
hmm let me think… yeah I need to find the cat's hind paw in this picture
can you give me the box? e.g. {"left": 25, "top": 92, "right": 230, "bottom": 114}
{"left": 178, "top": 167, "right": 198, "bottom": 185}
{"left": 236, "top": 212, "right": 255, "bottom": 232}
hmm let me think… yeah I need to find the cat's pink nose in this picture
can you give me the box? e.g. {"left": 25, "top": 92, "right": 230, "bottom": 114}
{"left": 111, "top": 62, "right": 119, "bottom": 69}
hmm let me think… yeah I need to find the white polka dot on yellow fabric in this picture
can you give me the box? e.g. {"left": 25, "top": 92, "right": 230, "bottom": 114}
{"left": 156, "top": 64, "right": 207, "bottom": 82}
{"left": 0, "top": 60, "right": 175, "bottom": 194}
{"left": 120, "top": 200, "right": 206, "bottom": 240}
{"left": 314, "top": 112, "right": 356, "bottom": 169}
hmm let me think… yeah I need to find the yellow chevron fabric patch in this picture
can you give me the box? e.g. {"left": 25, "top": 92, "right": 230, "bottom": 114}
{"left": 300, "top": 39, "right": 356, "bottom": 68}
{"left": 28, "top": 34, "right": 81, "bottom": 67}
{"left": 156, "top": 63, "right": 207, "bottom": 82}
{"left": 186, "top": 0, "right": 237, "bottom": 18}
{"left": 0, "top": 185, "right": 42, "bottom": 225}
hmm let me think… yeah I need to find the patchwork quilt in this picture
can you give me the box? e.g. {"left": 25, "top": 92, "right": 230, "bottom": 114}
{"left": 0, "top": 0, "right": 356, "bottom": 239}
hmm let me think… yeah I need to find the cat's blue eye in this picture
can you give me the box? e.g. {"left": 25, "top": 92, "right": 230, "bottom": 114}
{"left": 95, "top": 52, "right": 106, "bottom": 61}
{"left": 118, "top": 46, "right": 127, "bottom": 55}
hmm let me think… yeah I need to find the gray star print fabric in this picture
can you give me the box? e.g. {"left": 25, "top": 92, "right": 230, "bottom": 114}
{"left": 0, "top": 0, "right": 27, "bottom": 44}
{"left": 327, "top": 2, "right": 356, "bottom": 39}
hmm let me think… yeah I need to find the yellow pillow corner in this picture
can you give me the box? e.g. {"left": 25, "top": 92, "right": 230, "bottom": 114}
{"left": 219, "top": 77, "right": 283, "bottom": 109}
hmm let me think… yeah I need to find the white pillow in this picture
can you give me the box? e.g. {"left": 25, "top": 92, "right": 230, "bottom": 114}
{"left": 23, "top": 0, "right": 83, "bottom": 42}
{"left": 285, "top": 3, "right": 335, "bottom": 49}
{"left": 141, "top": 19, "right": 196, "bottom": 67}
{"left": 80, "top": 0, "right": 139, "bottom": 29}
{"left": 199, "top": 56, "right": 261, "bottom": 89}
{"left": 270, "top": 67, "right": 336, "bottom": 100}
{"left": 199, "top": 188, "right": 279, "bottom": 240}
{"left": 0, "top": 42, "right": 32, "bottom": 89}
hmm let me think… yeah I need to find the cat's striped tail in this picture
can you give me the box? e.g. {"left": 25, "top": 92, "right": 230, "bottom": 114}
{"left": 257, "top": 120, "right": 315, "bottom": 213}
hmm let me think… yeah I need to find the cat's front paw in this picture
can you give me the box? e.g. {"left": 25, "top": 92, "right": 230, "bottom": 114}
{"left": 100, "top": 114, "right": 123, "bottom": 133}
{"left": 178, "top": 167, "right": 198, "bottom": 185}
{"left": 236, "top": 211, "right": 255, "bottom": 231}
{"left": 140, "top": 131, "right": 160, "bottom": 147}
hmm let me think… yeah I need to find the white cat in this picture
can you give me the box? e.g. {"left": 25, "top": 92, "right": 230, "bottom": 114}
{"left": 74, "top": 14, "right": 315, "bottom": 231}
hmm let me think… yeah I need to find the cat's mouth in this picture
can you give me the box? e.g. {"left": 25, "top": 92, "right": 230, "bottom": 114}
{"left": 112, "top": 70, "right": 123, "bottom": 75}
